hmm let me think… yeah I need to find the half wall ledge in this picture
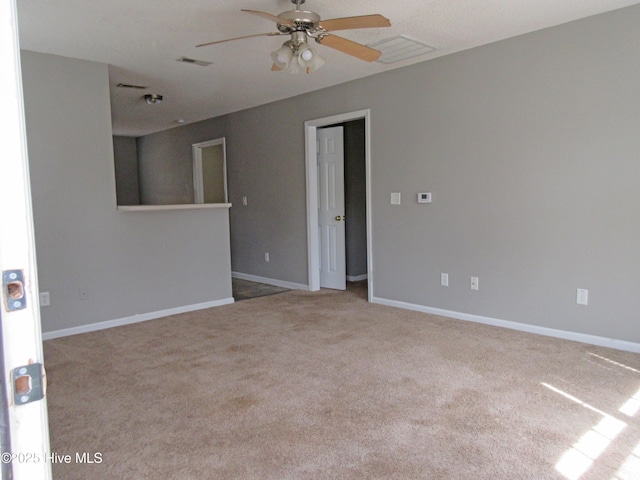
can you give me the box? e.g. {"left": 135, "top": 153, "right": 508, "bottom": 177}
{"left": 117, "top": 203, "right": 232, "bottom": 212}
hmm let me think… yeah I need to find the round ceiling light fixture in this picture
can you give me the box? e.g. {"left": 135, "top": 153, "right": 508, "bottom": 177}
{"left": 144, "top": 94, "right": 163, "bottom": 104}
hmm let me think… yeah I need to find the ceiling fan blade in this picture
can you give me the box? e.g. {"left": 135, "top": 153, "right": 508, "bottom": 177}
{"left": 271, "top": 63, "right": 283, "bottom": 71}
{"left": 196, "top": 32, "right": 283, "bottom": 48}
{"left": 317, "top": 34, "right": 382, "bottom": 62}
{"left": 319, "top": 14, "right": 391, "bottom": 32}
{"left": 241, "top": 9, "right": 295, "bottom": 27}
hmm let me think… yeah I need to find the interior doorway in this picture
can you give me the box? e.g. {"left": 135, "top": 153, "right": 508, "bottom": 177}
{"left": 305, "top": 109, "right": 373, "bottom": 301}
{"left": 192, "top": 137, "right": 228, "bottom": 204}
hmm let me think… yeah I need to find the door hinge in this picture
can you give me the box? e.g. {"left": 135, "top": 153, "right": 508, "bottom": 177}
{"left": 12, "top": 363, "right": 45, "bottom": 406}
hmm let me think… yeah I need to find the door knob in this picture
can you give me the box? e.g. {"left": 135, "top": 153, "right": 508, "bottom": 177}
{"left": 334, "top": 215, "right": 345, "bottom": 221}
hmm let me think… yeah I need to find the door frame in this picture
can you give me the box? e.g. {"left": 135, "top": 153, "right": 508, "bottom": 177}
{"left": 1, "top": 0, "right": 52, "bottom": 477}
{"left": 304, "top": 109, "right": 373, "bottom": 301}
{"left": 192, "top": 137, "right": 227, "bottom": 203}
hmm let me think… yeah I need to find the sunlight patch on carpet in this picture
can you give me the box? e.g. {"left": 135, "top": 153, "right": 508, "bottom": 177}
{"left": 588, "top": 353, "right": 640, "bottom": 374}
{"left": 542, "top": 383, "right": 628, "bottom": 480}
{"left": 619, "top": 386, "right": 640, "bottom": 417}
{"left": 613, "top": 440, "right": 640, "bottom": 480}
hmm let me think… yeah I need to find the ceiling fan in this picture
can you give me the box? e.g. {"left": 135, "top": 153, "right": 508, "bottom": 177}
{"left": 196, "top": 0, "right": 391, "bottom": 74}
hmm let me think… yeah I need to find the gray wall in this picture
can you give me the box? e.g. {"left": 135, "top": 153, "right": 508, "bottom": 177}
{"left": 21, "top": 51, "right": 233, "bottom": 334}
{"left": 138, "top": 129, "right": 196, "bottom": 204}
{"left": 122, "top": 5, "right": 640, "bottom": 343}
{"left": 137, "top": 105, "right": 310, "bottom": 285}
{"left": 112, "top": 135, "right": 140, "bottom": 205}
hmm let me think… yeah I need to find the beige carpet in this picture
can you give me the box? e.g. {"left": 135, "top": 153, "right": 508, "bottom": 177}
{"left": 44, "top": 283, "right": 640, "bottom": 479}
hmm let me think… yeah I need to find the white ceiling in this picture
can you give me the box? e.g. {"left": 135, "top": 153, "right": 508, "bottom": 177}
{"left": 17, "top": 0, "right": 640, "bottom": 137}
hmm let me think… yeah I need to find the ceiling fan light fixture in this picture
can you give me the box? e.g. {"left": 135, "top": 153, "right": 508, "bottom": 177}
{"left": 271, "top": 43, "right": 294, "bottom": 69}
{"left": 286, "top": 61, "right": 302, "bottom": 75}
{"left": 299, "top": 46, "right": 314, "bottom": 62}
{"left": 297, "top": 44, "right": 325, "bottom": 72}
{"left": 271, "top": 38, "right": 325, "bottom": 74}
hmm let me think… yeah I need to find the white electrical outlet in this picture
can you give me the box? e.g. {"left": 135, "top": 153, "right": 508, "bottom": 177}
{"left": 470, "top": 276, "right": 479, "bottom": 291}
{"left": 264, "top": 252, "right": 270, "bottom": 262}
{"left": 390, "top": 192, "right": 401, "bottom": 205}
{"left": 39, "top": 291, "right": 50, "bottom": 306}
{"left": 441, "top": 273, "right": 449, "bottom": 287}
{"left": 577, "top": 288, "right": 589, "bottom": 305}
{"left": 242, "top": 196, "right": 248, "bottom": 206}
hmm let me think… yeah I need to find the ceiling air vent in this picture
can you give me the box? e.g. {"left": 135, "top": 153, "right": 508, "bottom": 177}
{"left": 368, "top": 35, "right": 435, "bottom": 64}
{"left": 177, "top": 57, "right": 212, "bottom": 67}
{"left": 116, "top": 83, "right": 148, "bottom": 89}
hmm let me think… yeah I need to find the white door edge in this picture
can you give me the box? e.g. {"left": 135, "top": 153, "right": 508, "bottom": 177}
{"left": 0, "top": 1, "right": 52, "bottom": 478}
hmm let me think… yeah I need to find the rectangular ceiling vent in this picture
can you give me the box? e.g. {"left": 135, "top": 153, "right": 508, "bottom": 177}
{"left": 177, "top": 57, "right": 212, "bottom": 67}
{"left": 368, "top": 35, "right": 436, "bottom": 64}
{"left": 116, "top": 83, "right": 148, "bottom": 89}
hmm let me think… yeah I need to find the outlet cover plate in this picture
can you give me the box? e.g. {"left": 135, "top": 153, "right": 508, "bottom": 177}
{"left": 39, "top": 292, "right": 50, "bottom": 306}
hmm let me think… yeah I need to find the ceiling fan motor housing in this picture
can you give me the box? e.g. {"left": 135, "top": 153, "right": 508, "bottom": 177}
{"left": 276, "top": 10, "right": 321, "bottom": 33}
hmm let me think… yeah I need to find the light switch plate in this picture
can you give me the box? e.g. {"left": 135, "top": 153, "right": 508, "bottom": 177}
{"left": 39, "top": 292, "right": 50, "bottom": 306}
{"left": 390, "top": 192, "right": 401, "bottom": 205}
{"left": 577, "top": 288, "right": 589, "bottom": 305}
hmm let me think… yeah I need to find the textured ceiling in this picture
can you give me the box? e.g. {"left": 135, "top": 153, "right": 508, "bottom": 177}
{"left": 17, "top": 0, "right": 640, "bottom": 136}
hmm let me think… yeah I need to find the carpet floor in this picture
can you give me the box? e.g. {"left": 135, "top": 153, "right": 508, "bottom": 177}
{"left": 43, "top": 284, "right": 640, "bottom": 479}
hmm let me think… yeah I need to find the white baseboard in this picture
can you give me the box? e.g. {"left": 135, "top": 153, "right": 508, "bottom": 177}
{"left": 42, "top": 297, "right": 235, "bottom": 340}
{"left": 371, "top": 296, "right": 640, "bottom": 353}
{"left": 232, "top": 272, "right": 309, "bottom": 291}
{"left": 347, "top": 274, "right": 368, "bottom": 282}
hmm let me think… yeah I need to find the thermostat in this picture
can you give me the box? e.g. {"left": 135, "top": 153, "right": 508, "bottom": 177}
{"left": 417, "top": 192, "right": 432, "bottom": 203}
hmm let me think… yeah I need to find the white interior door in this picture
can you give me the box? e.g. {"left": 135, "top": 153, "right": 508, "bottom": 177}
{"left": 318, "top": 126, "right": 346, "bottom": 290}
{"left": 1, "top": 1, "right": 52, "bottom": 478}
